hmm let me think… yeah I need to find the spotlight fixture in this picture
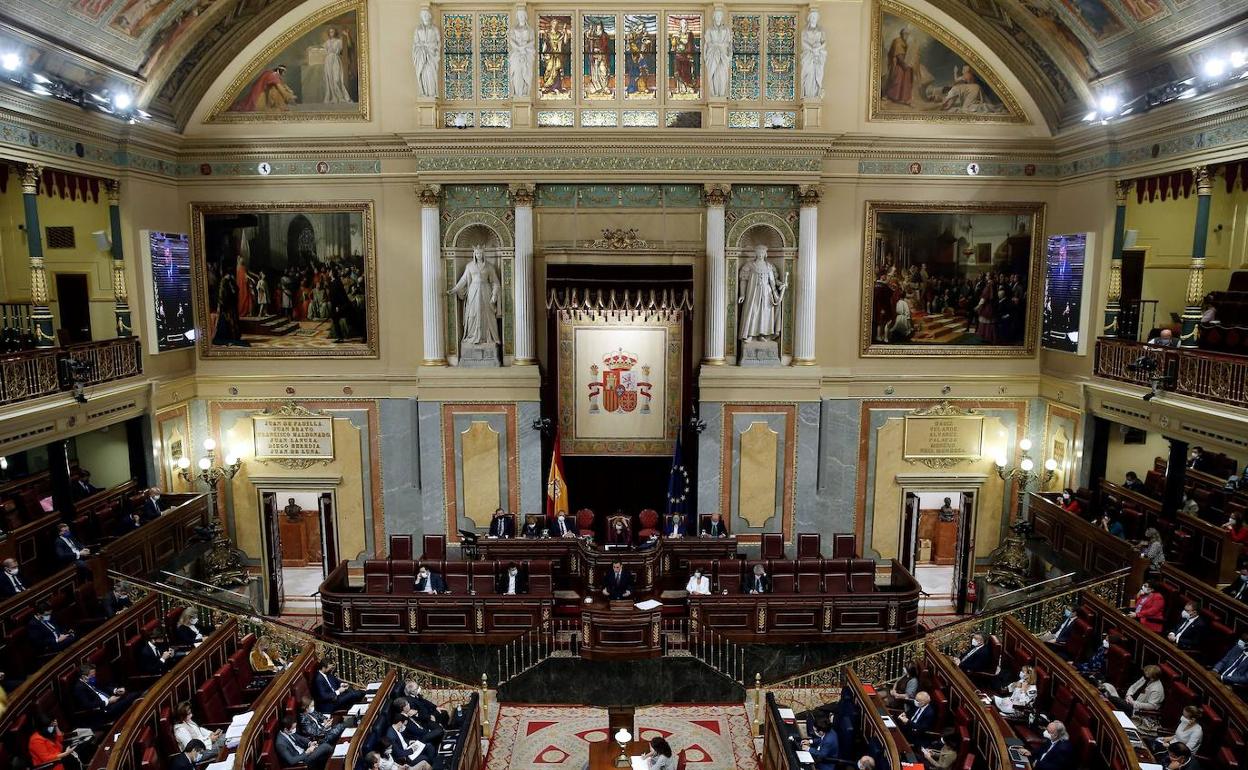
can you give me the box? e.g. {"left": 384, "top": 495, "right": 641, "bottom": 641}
{"left": 1, "top": 52, "right": 19, "bottom": 72}
{"left": 1203, "top": 58, "right": 1227, "bottom": 79}
{"left": 1098, "top": 94, "right": 1120, "bottom": 114}
{"left": 1232, "top": 51, "right": 1247, "bottom": 69}
{"left": 111, "top": 91, "right": 132, "bottom": 110}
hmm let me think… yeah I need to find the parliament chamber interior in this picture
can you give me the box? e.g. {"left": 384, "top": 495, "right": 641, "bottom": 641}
{"left": 2, "top": 0, "right": 1248, "bottom": 768}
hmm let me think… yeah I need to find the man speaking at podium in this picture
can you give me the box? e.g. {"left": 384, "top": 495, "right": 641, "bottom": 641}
{"left": 602, "top": 561, "right": 634, "bottom": 600}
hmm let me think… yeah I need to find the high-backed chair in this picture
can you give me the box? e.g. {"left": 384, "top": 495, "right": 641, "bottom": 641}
{"left": 606, "top": 514, "right": 632, "bottom": 545}
{"left": 824, "top": 559, "right": 849, "bottom": 593}
{"left": 421, "top": 534, "right": 446, "bottom": 560}
{"left": 637, "top": 509, "right": 660, "bottom": 539}
{"left": 389, "top": 534, "right": 413, "bottom": 561}
{"left": 796, "top": 559, "right": 823, "bottom": 594}
{"left": 391, "top": 560, "right": 416, "bottom": 594}
{"left": 796, "top": 533, "right": 821, "bottom": 558}
{"left": 832, "top": 533, "right": 857, "bottom": 559}
{"left": 576, "top": 508, "right": 596, "bottom": 537}
{"left": 761, "top": 533, "right": 784, "bottom": 560}
{"left": 848, "top": 559, "right": 876, "bottom": 592}
{"left": 770, "top": 561, "right": 796, "bottom": 593}
{"left": 444, "top": 561, "right": 469, "bottom": 593}
{"left": 364, "top": 560, "right": 390, "bottom": 593}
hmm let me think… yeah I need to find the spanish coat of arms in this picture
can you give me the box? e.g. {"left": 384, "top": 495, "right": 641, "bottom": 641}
{"left": 588, "top": 348, "right": 652, "bottom": 414}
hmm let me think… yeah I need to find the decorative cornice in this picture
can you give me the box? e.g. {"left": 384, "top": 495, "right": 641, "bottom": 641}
{"left": 704, "top": 183, "right": 729, "bottom": 207}
{"left": 799, "top": 185, "right": 821, "bottom": 206}
{"left": 418, "top": 185, "right": 441, "bottom": 207}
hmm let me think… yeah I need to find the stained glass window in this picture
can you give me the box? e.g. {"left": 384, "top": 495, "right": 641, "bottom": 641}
{"left": 479, "top": 12, "right": 509, "bottom": 100}
{"left": 624, "top": 14, "right": 657, "bottom": 100}
{"left": 622, "top": 109, "right": 659, "bottom": 127}
{"left": 765, "top": 14, "right": 796, "bottom": 101}
{"left": 443, "top": 13, "right": 473, "bottom": 101}
{"left": 581, "top": 109, "right": 618, "bottom": 126}
{"left": 730, "top": 15, "right": 760, "bottom": 101}
{"left": 537, "top": 109, "right": 575, "bottom": 127}
{"left": 538, "top": 15, "right": 573, "bottom": 99}
{"left": 479, "top": 110, "right": 512, "bottom": 128}
{"left": 666, "top": 13, "right": 701, "bottom": 100}
{"left": 728, "top": 110, "right": 761, "bottom": 128}
{"left": 582, "top": 14, "right": 617, "bottom": 100}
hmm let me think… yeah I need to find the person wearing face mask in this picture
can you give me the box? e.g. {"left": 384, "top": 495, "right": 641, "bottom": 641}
{"left": 174, "top": 608, "right": 212, "bottom": 646}
{"left": 1131, "top": 581, "right": 1166, "bottom": 632}
{"left": 1104, "top": 664, "right": 1164, "bottom": 730}
{"left": 1123, "top": 471, "right": 1146, "bottom": 493}
{"left": 27, "top": 601, "right": 75, "bottom": 654}
{"left": 28, "top": 712, "right": 83, "bottom": 770}
{"left": 855, "top": 758, "right": 876, "bottom": 770}
{"left": 665, "top": 514, "right": 687, "bottom": 538}
{"left": 413, "top": 565, "right": 446, "bottom": 594}
{"left": 701, "top": 512, "right": 728, "bottom": 538}
{"left": 53, "top": 523, "right": 91, "bottom": 570}
{"left": 385, "top": 708, "right": 438, "bottom": 769}
{"left": 72, "top": 663, "right": 138, "bottom": 728}
{"left": 743, "top": 564, "right": 770, "bottom": 595}
{"left": 957, "top": 633, "right": 992, "bottom": 674}
{"left": 1076, "top": 634, "right": 1112, "bottom": 679}
{"left": 920, "top": 730, "right": 959, "bottom": 769}
{"left": 311, "top": 660, "right": 364, "bottom": 712}
{"left": 1058, "top": 489, "right": 1081, "bottom": 515}
{"left": 1224, "top": 563, "right": 1248, "bottom": 602}
{"left": 495, "top": 562, "right": 527, "bottom": 595}
{"left": 136, "top": 630, "right": 176, "bottom": 674}
{"left": 1167, "top": 601, "right": 1207, "bottom": 651}
{"left": 993, "top": 665, "right": 1037, "bottom": 716}
{"left": 896, "top": 691, "right": 934, "bottom": 743}
{"left": 685, "top": 568, "right": 710, "bottom": 595}
{"left": 1099, "top": 512, "right": 1126, "bottom": 539}
{"left": 553, "top": 512, "right": 574, "bottom": 538}
{"left": 140, "top": 487, "right": 166, "bottom": 522}
{"left": 1224, "top": 512, "right": 1248, "bottom": 545}
{"left": 1139, "top": 528, "right": 1167, "bottom": 572}
{"left": 297, "top": 695, "right": 345, "bottom": 743}
{"left": 169, "top": 738, "right": 204, "bottom": 770}
{"left": 173, "top": 702, "right": 223, "bottom": 755}
{"left": 275, "top": 715, "right": 334, "bottom": 770}
{"left": 521, "top": 516, "right": 545, "bottom": 538}
{"left": 101, "top": 584, "right": 132, "bottom": 618}
{"left": 116, "top": 511, "right": 144, "bottom": 536}
{"left": 1212, "top": 632, "right": 1248, "bottom": 686}
{"left": 1019, "top": 721, "right": 1073, "bottom": 770}
{"left": 1181, "top": 493, "right": 1201, "bottom": 517}
{"left": 1153, "top": 705, "right": 1203, "bottom": 759}
{"left": 803, "top": 718, "right": 839, "bottom": 770}
{"left": 0, "top": 558, "right": 26, "bottom": 598}
{"left": 1164, "top": 741, "right": 1200, "bottom": 770}
{"left": 1040, "top": 606, "right": 1078, "bottom": 649}
{"left": 488, "top": 508, "right": 514, "bottom": 539}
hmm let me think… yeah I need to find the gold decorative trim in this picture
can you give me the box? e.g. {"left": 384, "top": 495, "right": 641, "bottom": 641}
{"left": 190, "top": 200, "right": 379, "bottom": 359}
{"left": 512, "top": 358, "right": 537, "bottom": 365}
{"left": 721, "top": 404, "right": 796, "bottom": 544}
{"left": 859, "top": 200, "right": 1045, "bottom": 358}
{"left": 206, "top": 0, "right": 370, "bottom": 123}
{"left": 868, "top": 0, "right": 1027, "bottom": 125}
{"left": 909, "top": 401, "right": 980, "bottom": 418}
{"left": 441, "top": 403, "right": 520, "bottom": 542}
{"left": 422, "top": 359, "right": 450, "bottom": 366}
{"left": 592, "top": 228, "right": 649, "bottom": 249}
{"left": 20, "top": 164, "right": 41, "bottom": 195}
{"left": 342, "top": 603, "right": 352, "bottom": 631}
{"left": 791, "top": 358, "right": 817, "bottom": 366}
{"left": 702, "top": 358, "right": 727, "bottom": 365}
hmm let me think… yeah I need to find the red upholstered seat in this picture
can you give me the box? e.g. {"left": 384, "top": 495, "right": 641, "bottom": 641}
{"left": 1049, "top": 684, "right": 1075, "bottom": 724}
{"left": 848, "top": 559, "right": 876, "bottom": 592}
{"left": 761, "top": 533, "right": 784, "bottom": 560}
{"left": 796, "top": 559, "right": 822, "bottom": 594}
{"left": 831, "top": 533, "right": 857, "bottom": 558}
{"left": 389, "top": 534, "right": 413, "bottom": 560}
{"left": 391, "top": 560, "right": 416, "bottom": 594}
{"left": 796, "top": 533, "right": 821, "bottom": 558}
{"left": 364, "top": 560, "right": 390, "bottom": 593}
{"left": 638, "top": 509, "right": 659, "bottom": 540}
{"left": 576, "top": 509, "right": 595, "bottom": 536}
{"left": 444, "top": 561, "right": 469, "bottom": 593}
{"left": 421, "top": 534, "right": 446, "bottom": 560}
{"left": 1105, "top": 644, "right": 1133, "bottom": 688}
{"left": 1060, "top": 618, "right": 1093, "bottom": 660}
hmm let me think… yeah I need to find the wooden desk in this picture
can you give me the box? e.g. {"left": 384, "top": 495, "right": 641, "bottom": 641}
{"left": 580, "top": 598, "right": 663, "bottom": 660}
{"left": 588, "top": 739, "right": 651, "bottom": 770}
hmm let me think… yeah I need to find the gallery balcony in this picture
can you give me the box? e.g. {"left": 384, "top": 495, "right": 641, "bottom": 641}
{"left": 0, "top": 337, "right": 143, "bottom": 408}
{"left": 1093, "top": 336, "right": 1248, "bottom": 409}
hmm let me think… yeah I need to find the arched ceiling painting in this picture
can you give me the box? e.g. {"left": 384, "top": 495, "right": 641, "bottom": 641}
{"left": 0, "top": 0, "right": 1245, "bottom": 130}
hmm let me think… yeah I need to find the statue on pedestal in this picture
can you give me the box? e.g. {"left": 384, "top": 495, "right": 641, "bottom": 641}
{"left": 448, "top": 246, "right": 501, "bottom": 366}
{"left": 705, "top": 9, "right": 732, "bottom": 99}
{"left": 800, "top": 9, "right": 827, "bottom": 99}
{"left": 737, "top": 245, "right": 787, "bottom": 365}
{"left": 508, "top": 9, "right": 536, "bottom": 98}
{"left": 411, "top": 8, "right": 441, "bottom": 98}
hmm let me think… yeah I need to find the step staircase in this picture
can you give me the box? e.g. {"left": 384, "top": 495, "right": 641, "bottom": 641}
{"left": 238, "top": 314, "right": 300, "bottom": 337}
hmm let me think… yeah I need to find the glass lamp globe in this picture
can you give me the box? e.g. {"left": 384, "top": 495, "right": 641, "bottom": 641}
{"left": 1018, "top": 438, "right": 1032, "bottom": 452}
{"left": 202, "top": 438, "right": 216, "bottom": 452}
{"left": 1020, "top": 457, "right": 1034, "bottom": 472}
{"left": 995, "top": 455, "right": 1007, "bottom": 468}
{"left": 177, "top": 456, "right": 191, "bottom": 470}
{"left": 198, "top": 457, "right": 211, "bottom": 471}
{"left": 1044, "top": 458, "right": 1058, "bottom": 472}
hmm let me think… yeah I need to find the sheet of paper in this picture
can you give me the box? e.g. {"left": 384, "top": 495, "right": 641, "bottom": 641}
{"left": 331, "top": 743, "right": 349, "bottom": 758}
{"left": 795, "top": 750, "right": 814, "bottom": 764}
{"left": 206, "top": 758, "right": 234, "bottom": 770}
{"left": 348, "top": 703, "right": 369, "bottom": 715}
{"left": 630, "top": 757, "right": 647, "bottom": 770}
{"left": 366, "top": 682, "right": 382, "bottom": 691}
{"left": 777, "top": 708, "right": 796, "bottom": 720}
{"left": 881, "top": 715, "right": 897, "bottom": 728}
{"left": 633, "top": 599, "right": 662, "bottom": 610}
{"left": 340, "top": 728, "right": 357, "bottom": 738}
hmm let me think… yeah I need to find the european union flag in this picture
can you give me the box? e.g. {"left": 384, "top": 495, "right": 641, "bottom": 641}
{"left": 666, "top": 434, "right": 690, "bottom": 527}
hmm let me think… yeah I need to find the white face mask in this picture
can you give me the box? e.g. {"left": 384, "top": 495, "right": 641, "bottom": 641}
{"left": 419, "top": 571, "right": 428, "bottom": 579}
{"left": 971, "top": 638, "right": 982, "bottom": 647}
{"left": 1238, "top": 639, "right": 1247, "bottom": 649}
{"left": 1102, "top": 639, "right": 1110, "bottom": 649}
{"left": 1063, "top": 609, "right": 1073, "bottom": 618}
{"left": 1182, "top": 610, "right": 1191, "bottom": 619}
{"left": 509, "top": 570, "right": 517, "bottom": 577}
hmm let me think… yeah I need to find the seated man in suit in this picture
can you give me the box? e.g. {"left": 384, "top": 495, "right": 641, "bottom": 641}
{"left": 602, "top": 561, "right": 634, "bottom": 600}
{"left": 53, "top": 523, "right": 92, "bottom": 568}
{"left": 101, "top": 584, "right": 132, "bottom": 618}
{"left": 665, "top": 514, "right": 688, "bottom": 538}
{"left": 896, "top": 691, "right": 934, "bottom": 745}
{"left": 392, "top": 697, "right": 444, "bottom": 746}
{"left": 275, "top": 715, "right": 335, "bottom": 770}
{"left": 1123, "top": 471, "right": 1146, "bottom": 492}
{"left": 139, "top": 487, "right": 166, "bottom": 522}
{"left": 1212, "top": 632, "right": 1248, "bottom": 686}
{"left": 1040, "top": 606, "right": 1077, "bottom": 648}
{"left": 521, "top": 516, "right": 545, "bottom": 538}
{"left": 701, "top": 512, "right": 728, "bottom": 538}
{"left": 743, "top": 564, "right": 771, "bottom": 595}
{"left": 400, "top": 679, "right": 453, "bottom": 728}
{"left": 169, "top": 739, "right": 205, "bottom": 770}
{"left": 803, "top": 718, "right": 839, "bottom": 770}
{"left": 552, "top": 511, "right": 575, "bottom": 538}
{"left": 311, "top": 660, "right": 365, "bottom": 713}
{"left": 27, "top": 601, "right": 75, "bottom": 654}
{"left": 385, "top": 709, "right": 438, "bottom": 770}
{"left": 0, "top": 558, "right": 27, "bottom": 597}
{"left": 116, "top": 511, "right": 144, "bottom": 537}
{"left": 72, "top": 471, "right": 100, "bottom": 500}
{"left": 607, "top": 517, "right": 631, "bottom": 546}
{"left": 297, "top": 695, "right": 345, "bottom": 743}
{"left": 1223, "top": 563, "right": 1248, "bottom": 602}
{"left": 495, "top": 562, "right": 528, "bottom": 595}
{"left": 1167, "top": 601, "right": 1207, "bottom": 651}
{"left": 957, "top": 633, "right": 993, "bottom": 674}
{"left": 1019, "top": 721, "right": 1075, "bottom": 770}
{"left": 135, "top": 630, "right": 176, "bottom": 674}
{"left": 72, "top": 663, "right": 139, "bottom": 728}
{"left": 414, "top": 565, "right": 447, "bottom": 595}
{"left": 488, "top": 508, "right": 514, "bottom": 539}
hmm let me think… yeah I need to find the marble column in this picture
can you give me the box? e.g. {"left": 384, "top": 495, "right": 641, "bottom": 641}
{"left": 106, "top": 180, "right": 132, "bottom": 337}
{"left": 1103, "top": 180, "right": 1130, "bottom": 337}
{"left": 511, "top": 184, "right": 536, "bottom": 365}
{"left": 703, "top": 184, "right": 728, "bottom": 365}
{"left": 1180, "top": 166, "right": 1212, "bottom": 347}
{"left": 21, "top": 165, "right": 54, "bottom": 348}
{"left": 419, "top": 185, "right": 447, "bottom": 365}
{"left": 792, "top": 185, "right": 819, "bottom": 365}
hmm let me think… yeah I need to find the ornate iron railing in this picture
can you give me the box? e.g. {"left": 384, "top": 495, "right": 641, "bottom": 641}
{"left": 0, "top": 347, "right": 59, "bottom": 405}
{"left": 64, "top": 337, "right": 142, "bottom": 387}
{"left": 661, "top": 618, "right": 747, "bottom": 685}
{"left": 764, "top": 568, "right": 1130, "bottom": 714}
{"left": 495, "top": 618, "right": 580, "bottom": 686}
{"left": 0, "top": 337, "right": 143, "bottom": 407}
{"left": 1095, "top": 336, "right": 1248, "bottom": 407}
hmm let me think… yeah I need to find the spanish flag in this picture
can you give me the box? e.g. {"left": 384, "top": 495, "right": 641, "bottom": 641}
{"left": 546, "top": 436, "right": 569, "bottom": 523}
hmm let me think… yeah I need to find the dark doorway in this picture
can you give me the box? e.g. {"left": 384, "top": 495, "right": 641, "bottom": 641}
{"left": 54, "top": 273, "right": 92, "bottom": 343}
{"left": 1119, "top": 248, "right": 1146, "bottom": 340}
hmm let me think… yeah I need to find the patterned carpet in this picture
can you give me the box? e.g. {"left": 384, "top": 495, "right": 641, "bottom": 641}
{"left": 484, "top": 703, "right": 760, "bottom": 770}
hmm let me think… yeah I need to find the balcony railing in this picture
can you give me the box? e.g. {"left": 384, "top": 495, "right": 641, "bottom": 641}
{"left": 1094, "top": 337, "right": 1248, "bottom": 408}
{"left": 0, "top": 337, "right": 142, "bottom": 407}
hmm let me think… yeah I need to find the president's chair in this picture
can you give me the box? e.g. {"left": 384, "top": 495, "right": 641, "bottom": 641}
{"left": 576, "top": 508, "right": 596, "bottom": 537}
{"left": 637, "top": 509, "right": 660, "bottom": 539}
{"left": 606, "top": 514, "right": 632, "bottom": 545}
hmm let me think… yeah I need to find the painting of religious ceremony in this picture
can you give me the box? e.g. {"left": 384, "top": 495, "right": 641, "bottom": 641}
{"left": 870, "top": 0, "right": 1023, "bottom": 122}
{"left": 861, "top": 201, "right": 1045, "bottom": 357}
{"left": 190, "top": 202, "right": 378, "bottom": 358}
{"left": 209, "top": 0, "right": 367, "bottom": 121}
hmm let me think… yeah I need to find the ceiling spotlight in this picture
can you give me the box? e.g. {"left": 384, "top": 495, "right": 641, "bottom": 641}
{"left": 1098, "top": 94, "right": 1119, "bottom": 114}
{"left": 1083, "top": 110, "right": 1099, "bottom": 122}
{"left": 1178, "top": 88, "right": 1198, "bottom": 99}
{"left": 112, "top": 92, "right": 132, "bottom": 110}
{"left": 1204, "top": 58, "right": 1227, "bottom": 79}
{"left": 1232, "top": 51, "right": 1247, "bottom": 68}
{"left": 1, "top": 52, "right": 19, "bottom": 72}
{"left": 30, "top": 72, "right": 50, "bottom": 84}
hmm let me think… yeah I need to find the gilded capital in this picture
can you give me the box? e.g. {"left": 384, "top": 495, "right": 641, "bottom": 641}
{"left": 417, "top": 184, "right": 441, "bottom": 207}
{"left": 1193, "top": 165, "right": 1213, "bottom": 196}
{"left": 1114, "top": 180, "right": 1132, "bottom": 205}
{"left": 21, "top": 164, "right": 42, "bottom": 195}
{"left": 106, "top": 179, "right": 121, "bottom": 204}
{"left": 704, "top": 183, "right": 729, "bottom": 207}
{"left": 799, "top": 184, "right": 821, "bottom": 207}
{"left": 509, "top": 183, "right": 535, "bottom": 207}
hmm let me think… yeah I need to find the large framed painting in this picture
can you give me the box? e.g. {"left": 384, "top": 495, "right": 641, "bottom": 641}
{"left": 208, "top": 0, "right": 368, "bottom": 122}
{"left": 190, "top": 201, "right": 378, "bottom": 358}
{"left": 869, "top": 0, "right": 1025, "bottom": 123}
{"left": 860, "top": 201, "right": 1045, "bottom": 357}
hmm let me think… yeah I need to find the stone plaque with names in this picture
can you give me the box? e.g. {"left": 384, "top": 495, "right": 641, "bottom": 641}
{"left": 253, "top": 416, "right": 335, "bottom": 460}
{"left": 903, "top": 414, "right": 984, "bottom": 460}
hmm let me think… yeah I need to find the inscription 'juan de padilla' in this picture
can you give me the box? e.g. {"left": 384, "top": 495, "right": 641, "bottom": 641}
{"left": 253, "top": 417, "right": 335, "bottom": 460}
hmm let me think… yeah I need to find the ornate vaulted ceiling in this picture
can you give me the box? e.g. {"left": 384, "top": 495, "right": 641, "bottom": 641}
{"left": 1, "top": 0, "right": 1245, "bottom": 131}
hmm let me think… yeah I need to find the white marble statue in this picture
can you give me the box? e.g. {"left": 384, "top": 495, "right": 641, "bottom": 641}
{"left": 411, "top": 8, "right": 441, "bottom": 98}
{"left": 705, "top": 9, "right": 732, "bottom": 99}
{"left": 799, "top": 9, "right": 827, "bottom": 99}
{"left": 508, "top": 9, "right": 536, "bottom": 98}
{"left": 737, "top": 245, "right": 787, "bottom": 341}
{"left": 448, "top": 246, "right": 501, "bottom": 345}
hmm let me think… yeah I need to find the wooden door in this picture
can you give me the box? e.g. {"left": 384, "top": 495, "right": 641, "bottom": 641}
{"left": 901, "top": 492, "right": 920, "bottom": 572}
{"left": 318, "top": 492, "right": 337, "bottom": 575}
{"left": 953, "top": 492, "right": 976, "bottom": 615}
{"left": 261, "top": 491, "right": 283, "bottom": 615}
{"left": 54, "top": 274, "right": 92, "bottom": 343}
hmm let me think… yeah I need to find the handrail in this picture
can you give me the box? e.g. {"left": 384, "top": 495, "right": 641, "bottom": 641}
{"left": 847, "top": 667, "right": 902, "bottom": 770}
{"left": 1094, "top": 336, "right": 1248, "bottom": 407}
{"left": 234, "top": 645, "right": 318, "bottom": 770}
{"left": 923, "top": 639, "right": 1011, "bottom": 770}
{"left": 342, "top": 670, "right": 398, "bottom": 770}
{"left": 979, "top": 571, "right": 1076, "bottom": 611}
